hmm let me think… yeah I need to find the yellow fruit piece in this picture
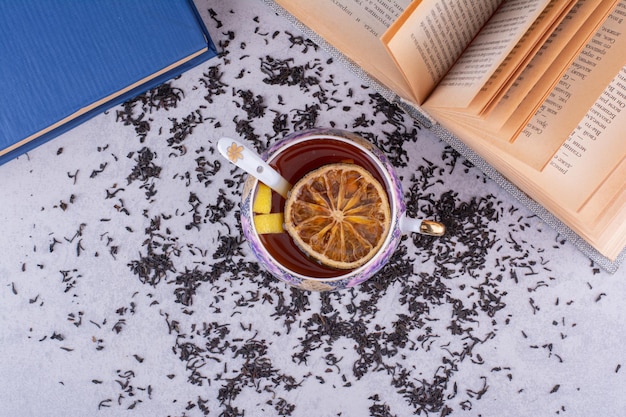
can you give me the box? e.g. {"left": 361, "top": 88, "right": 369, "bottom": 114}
{"left": 253, "top": 183, "right": 272, "bottom": 214}
{"left": 284, "top": 163, "right": 391, "bottom": 270}
{"left": 254, "top": 213, "right": 285, "bottom": 234}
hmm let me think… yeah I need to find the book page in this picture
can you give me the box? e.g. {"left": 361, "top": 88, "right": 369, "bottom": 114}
{"left": 426, "top": 0, "right": 552, "bottom": 109}
{"left": 512, "top": 7, "right": 626, "bottom": 171}
{"left": 274, "top": 0, "right": 415, "bottom": 101}
{"left": 467, "top": 0, "right": 577, "bottom": 115}
{"left": 430, "top": 2, "right": 626, "bottom": 259}
{"left": 481, "top": 0, "right": 617, "bottom": 129}
{"left": 533, "top": 65, "right": 626, "bottom": 257}
{"left": 382, "top": 0, "right": 503, "bottom": 104}
{"left": 544, "top": 66, "right": 626, "bottom": 216}
{"left": 438, "top": 0, "right": 620, "bottom": 171}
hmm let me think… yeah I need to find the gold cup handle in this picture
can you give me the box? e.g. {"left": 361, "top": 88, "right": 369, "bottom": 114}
{"left": 419, "top": 220, "right": 446, "bottom": 237}
{"left": 400, "top": 216, "right": 445, "bottom": 237}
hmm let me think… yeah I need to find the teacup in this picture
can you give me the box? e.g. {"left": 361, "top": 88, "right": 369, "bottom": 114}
{"left": 239, "top": 127, "right": 444, "bottom": 291}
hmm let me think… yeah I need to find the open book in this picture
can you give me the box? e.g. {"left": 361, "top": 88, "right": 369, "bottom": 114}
{"left": 267, "top": 0, "right": 626, "bottom": 271}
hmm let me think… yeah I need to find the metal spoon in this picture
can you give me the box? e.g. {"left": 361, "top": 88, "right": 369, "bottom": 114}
{"left": 217, "top": 137, "right": 291, "bottom": 199}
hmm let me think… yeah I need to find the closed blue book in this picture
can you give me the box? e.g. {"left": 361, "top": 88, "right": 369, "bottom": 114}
{"left": 0, "top": 0, "right": 217, "bottom": 165}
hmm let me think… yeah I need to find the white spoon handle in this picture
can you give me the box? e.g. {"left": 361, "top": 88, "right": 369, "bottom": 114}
{"left": 217, "top": 137, "right": 291, "bottom": 199}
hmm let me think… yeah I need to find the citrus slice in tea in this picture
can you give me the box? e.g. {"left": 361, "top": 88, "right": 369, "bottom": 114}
{"left": 284, "top": 163, "right": 391, "bottom": 270}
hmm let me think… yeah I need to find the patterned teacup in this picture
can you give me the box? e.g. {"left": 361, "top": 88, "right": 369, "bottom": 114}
{"left": 233, "top": 127, "right": 444, "bottom": 291}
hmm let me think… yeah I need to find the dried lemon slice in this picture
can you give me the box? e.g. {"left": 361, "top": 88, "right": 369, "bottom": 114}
{"left": 284, "top": 163, "right": 391, "bottom": 269}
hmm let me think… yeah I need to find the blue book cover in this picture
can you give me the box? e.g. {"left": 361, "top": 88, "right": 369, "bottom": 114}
{"left": 0, "top": 0, "right": 217, "bottom": 165}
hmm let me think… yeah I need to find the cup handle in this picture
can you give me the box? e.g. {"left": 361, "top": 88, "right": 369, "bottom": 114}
{"left": 399, "top": 215, "right": 445, "bottom": 237}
